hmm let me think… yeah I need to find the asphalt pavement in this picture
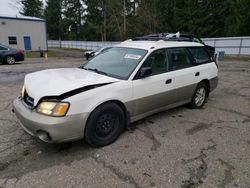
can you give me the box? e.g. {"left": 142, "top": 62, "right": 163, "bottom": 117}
{"left": 0, "top": 57, "right": 249, "bottom": 188}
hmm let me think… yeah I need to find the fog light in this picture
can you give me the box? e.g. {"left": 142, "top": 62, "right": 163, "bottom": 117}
{"left": 37, "top": 131, "right": 51, "bottom": 142}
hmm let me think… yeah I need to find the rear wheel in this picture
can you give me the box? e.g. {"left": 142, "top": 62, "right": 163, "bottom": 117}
{"left": 190, "top": 82, "right": 208, "bottom": 108}
{"left": 84, "top": 103, "right": 125, "bottom": 147}
{"left": 5, "top": 56, "right": 16, "bottom": 65}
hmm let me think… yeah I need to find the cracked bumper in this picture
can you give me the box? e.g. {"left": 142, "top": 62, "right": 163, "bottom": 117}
{"left": 13, "top": 97, "right": 89, "bottom": 143}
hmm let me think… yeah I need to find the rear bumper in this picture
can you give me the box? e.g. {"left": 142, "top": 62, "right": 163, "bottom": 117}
{"left": 13, "top": 97, "right": 89, "bottom": 143}
{"left": 14, "top": 54, "right": 24, "bottom": 62}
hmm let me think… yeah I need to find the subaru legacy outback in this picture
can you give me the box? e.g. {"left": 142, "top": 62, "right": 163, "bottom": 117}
{"left": 13, "top": 39, "right": 218, "bottom": 147}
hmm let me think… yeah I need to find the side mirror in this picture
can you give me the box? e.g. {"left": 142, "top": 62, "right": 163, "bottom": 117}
{"left": 140, "top": 67, "right": 152, "bottom": 78}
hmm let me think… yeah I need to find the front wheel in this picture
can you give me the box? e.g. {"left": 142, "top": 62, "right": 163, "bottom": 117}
{"left": 84, "top": 103, "right": 125, "bottom": 147}
{"left": 5, "top": 56, "right": 16, "bottom": 65}
{"left": 190, "top": 82, "right": 208, "bottom": 108}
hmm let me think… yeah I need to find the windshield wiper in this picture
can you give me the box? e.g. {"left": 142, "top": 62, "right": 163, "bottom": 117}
{"left": 82, "top": 67, "right": 108, "bottom": 75}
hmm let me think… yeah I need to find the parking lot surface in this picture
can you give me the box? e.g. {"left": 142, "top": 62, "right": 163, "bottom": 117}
{"left": 0, "top": 57, "right": 249, "bottom": 188}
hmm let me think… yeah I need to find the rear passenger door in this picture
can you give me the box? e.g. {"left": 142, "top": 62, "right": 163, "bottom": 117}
{"left": 167, "top": 47, "right": 201, "bottom": 103}
{"left": 132, "top": 49, "right": 175, "bottom": 116}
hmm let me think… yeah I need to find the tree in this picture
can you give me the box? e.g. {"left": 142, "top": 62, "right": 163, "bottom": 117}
{"left": 44, "top": 0, "right": 63, "bottom": 40}
{"left": 237, "top": 0, "right": 250, "bottom": 36}
{"left": 225, "top": 0, "right": 250, "bottom": 36}
{"left": 19, "top": 0, "right": 44, "bottom": 18}
{"left": 135, "top": 1, "right": 158, "bottom": 35}
{"left": 22, "top": 0, "right": 249, "bottom": 41}
{"left": 84, "top": 0, "right": 131, "bottom": 41}
{"left": 62, "top": 0, "right": 86, "bottom": 40}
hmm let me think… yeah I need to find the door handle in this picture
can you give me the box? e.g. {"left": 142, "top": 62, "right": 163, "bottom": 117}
{"left": 165, "top": 79, "right": 172, "bottom": 84}
{"left": 195, "top": 72, "right": 200, "bottom": 76}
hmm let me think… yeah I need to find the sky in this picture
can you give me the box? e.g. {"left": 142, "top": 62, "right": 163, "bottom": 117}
{"left": 0, "top": 0, "right": 46, "bottom": 16}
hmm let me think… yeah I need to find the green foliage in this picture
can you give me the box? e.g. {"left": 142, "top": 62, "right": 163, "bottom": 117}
{"left": 62, "top": 0, "right": 86, "bottom": 40}
{"left": 19, "top": 0, "right": 44, "bottom": 18}
{"left": 225, "top": 0, "right": 250, "bottom": 36}
{"left": 44, "top": 0, "right": 63, "bottom": 40}
{"left": 173, "top": 0, "right": 230, "bottom": 37}
{"left": 22, "top": 0, "right": 250, "bottom": 40}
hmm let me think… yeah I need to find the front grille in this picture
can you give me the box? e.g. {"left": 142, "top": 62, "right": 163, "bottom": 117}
{"left": 23, "top": 90, "right": 34, "bottom": 108}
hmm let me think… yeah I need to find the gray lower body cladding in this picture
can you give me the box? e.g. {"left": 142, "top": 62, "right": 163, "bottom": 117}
{"left": 210, "top": 76, "right": 218, "bottom": 92}
{"left": 126, "top": 76, "right": 218, "bottom": 122}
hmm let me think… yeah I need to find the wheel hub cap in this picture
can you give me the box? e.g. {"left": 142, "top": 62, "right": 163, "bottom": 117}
{"left": 7, "top": 57, "right": 15, "bottom": 64}
{"left": 195, "top": 87, "right": 206, "bottom": 106}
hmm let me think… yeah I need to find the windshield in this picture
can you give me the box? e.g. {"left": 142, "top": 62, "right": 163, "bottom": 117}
{"left": 83, "top": 47, "right": 147, "bottom": 79}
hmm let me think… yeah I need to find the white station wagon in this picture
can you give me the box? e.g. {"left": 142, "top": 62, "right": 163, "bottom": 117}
{"left": 13, "top": 39, "right": 218, "bottom": 146}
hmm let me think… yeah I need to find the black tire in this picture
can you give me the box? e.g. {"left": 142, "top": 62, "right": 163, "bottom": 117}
{"left": 189, "top": 82, "right": 208, "bottom": 109}
{"left": 84, "top": 103, "right": 125, "bottom": 147}
{"left": 86, "top": 55, "right": 89, "bottom": 60}
{"left": 5, "top": 56, "right": 16, "bottom": 65}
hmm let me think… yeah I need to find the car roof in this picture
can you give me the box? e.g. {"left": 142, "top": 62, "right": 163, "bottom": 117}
{"left": 115, "top": 40, "right": 203, "bottom": 51}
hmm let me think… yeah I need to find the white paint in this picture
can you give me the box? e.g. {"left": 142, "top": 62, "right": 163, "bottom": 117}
{"left": 24, "top": 68, "right": 119, "bottom": 105}
{"left": 23, "top": 41, "right": 218, "bottom": 118}
{"left": 0, "top": 16, "right": 47, "bottom": 51}
{"left": 124, "top": 54, "right": 141, "bottom": 60}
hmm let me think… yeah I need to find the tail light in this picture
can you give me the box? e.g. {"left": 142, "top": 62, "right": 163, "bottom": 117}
{"left": 214, "top": 53, "right": 218, "bottom": 68}
{"left": 17, "top": 49, "right": 24, "bottom": 55}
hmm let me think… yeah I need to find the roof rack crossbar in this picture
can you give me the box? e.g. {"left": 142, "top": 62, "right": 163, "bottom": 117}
{"left": 132, "top": 32, "right": 195, "bottom": 42}
{"left": 132, "top": 36, "right": 192, "bottom": 42}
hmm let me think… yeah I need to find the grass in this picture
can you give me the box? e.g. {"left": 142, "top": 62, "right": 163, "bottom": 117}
{"left": 224, "top": 55, "right": 250, "bottom": 62}
{"left": 55, "top": 47, "right": 85, "bottom": 52}
{"left": 24, "top": 48, "right": 86, "bottom": 58}
{"left": 25, "top": 51, "right": 57, "bottom": 58}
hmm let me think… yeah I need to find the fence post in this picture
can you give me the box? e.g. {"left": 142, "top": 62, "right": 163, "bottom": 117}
{"left": 59, "top": 38, "right": 62, "bottom": 48}
{"left": 239, "top": 37, "right": 243, "bottom": 56}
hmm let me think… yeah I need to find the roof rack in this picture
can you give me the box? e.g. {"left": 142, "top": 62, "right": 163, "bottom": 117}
{"left": 132, "top": 32, "right": 195, "bottom": 42}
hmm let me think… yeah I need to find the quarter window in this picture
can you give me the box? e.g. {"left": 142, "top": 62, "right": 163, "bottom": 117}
{"left": 188, "top": 47, "right": 211, "bottom": 64}
{"left": 167, "top": 48, "right": 193, "bottom": 70}
{"left": 8, "top": 36, "right": 17, "bottom": 45}
{"left": 142, "top": 49, "right": 169, "bottom": 75}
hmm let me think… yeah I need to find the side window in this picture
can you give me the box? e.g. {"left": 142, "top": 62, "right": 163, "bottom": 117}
{"left": 188, "top": 47, "right": 211, "bottom": 64}
{"left": 167, "top": 48, "right": 193, "bottom": 70}
{"left": 142, "top": 49, "right": 168, "bottom": 75}
{"left": 8, "top": 36, "right": 17, "bottom": 45}
{"left": 0, "top": 45, "right": 7, "bottom": 51}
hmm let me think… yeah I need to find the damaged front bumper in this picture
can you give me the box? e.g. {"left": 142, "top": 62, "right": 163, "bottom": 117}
{"left": 13, "top": 97, "right": 89, "bottom": 143}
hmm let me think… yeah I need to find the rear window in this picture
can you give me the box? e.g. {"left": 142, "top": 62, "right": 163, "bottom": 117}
{"left": 188, "top": 47, "right": 211, "bottom": 64}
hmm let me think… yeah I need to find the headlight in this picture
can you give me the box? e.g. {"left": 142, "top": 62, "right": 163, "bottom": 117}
{"left": 21, "top": 85, "right": 25, "bottom": 98}
{"left": 37, "top": 102, "right": 70, "bottom": 117}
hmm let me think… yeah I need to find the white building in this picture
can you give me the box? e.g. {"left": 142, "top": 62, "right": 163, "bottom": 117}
{"left": 0, "top": 15, "right": 47, "bottom": 51}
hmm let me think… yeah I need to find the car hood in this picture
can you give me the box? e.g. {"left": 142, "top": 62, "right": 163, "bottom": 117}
{"left": 24, "top": 68, "right": 119, "bottom": 105}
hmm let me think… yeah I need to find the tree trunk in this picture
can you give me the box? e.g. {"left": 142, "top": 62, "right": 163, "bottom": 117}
{"left": 123, "top": 0, "right": 126, "bottom": 39}
{"left": 103, "top": 0, "right": 107, "bottom": 41}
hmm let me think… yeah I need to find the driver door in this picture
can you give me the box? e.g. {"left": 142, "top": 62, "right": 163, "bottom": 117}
{"left": 131, "top": 49, "right": 175, "bottom": 116}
